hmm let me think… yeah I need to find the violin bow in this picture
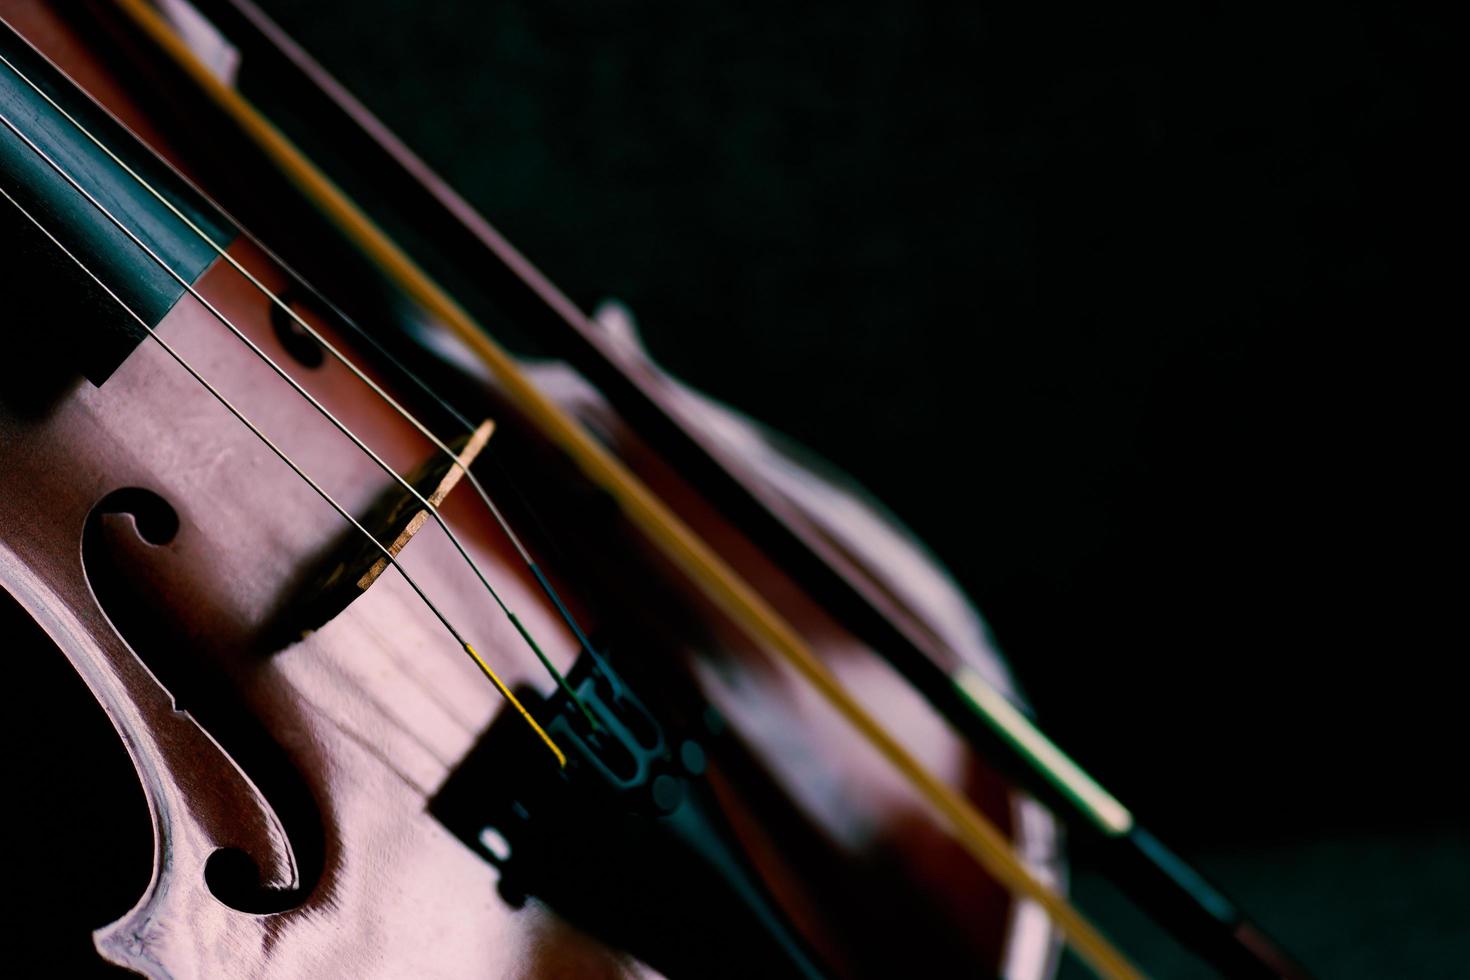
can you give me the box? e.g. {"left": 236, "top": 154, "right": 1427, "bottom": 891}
{"left": 103, "top": 0, "right": 1308, "bottom": 976}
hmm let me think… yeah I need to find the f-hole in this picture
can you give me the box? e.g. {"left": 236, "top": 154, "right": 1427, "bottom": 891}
{"left": 82, "top": 487, "right": 324, "bottom": 914}
{"left": 270, "top": 289, "right": 326, "bottom": 369}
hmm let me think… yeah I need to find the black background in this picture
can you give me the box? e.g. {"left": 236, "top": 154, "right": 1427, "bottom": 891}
{"left": 252, "top": 1, "right": 1460, "bottom": 974}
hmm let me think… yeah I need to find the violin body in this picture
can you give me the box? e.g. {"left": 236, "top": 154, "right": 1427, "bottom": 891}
{"left": 0, "top": 2, "right": 1058, "bottom": 976}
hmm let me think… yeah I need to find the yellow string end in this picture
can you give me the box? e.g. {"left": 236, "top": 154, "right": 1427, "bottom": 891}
{"left": 464, "top": 643, "right": 566, "bottom": 768}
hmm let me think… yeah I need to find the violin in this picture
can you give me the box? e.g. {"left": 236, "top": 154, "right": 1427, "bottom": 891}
{"left": 0, "top": 2, "right": 1307, "bottom": 977}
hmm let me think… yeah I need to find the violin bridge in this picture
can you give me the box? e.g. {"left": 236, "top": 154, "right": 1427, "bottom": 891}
{"left": 287, "top": 420, "right": 494, "bottom": 637}
{"left": 354, "top": 420, "right": 495, "bottom": 590}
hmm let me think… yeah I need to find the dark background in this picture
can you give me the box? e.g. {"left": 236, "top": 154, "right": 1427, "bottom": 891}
{"left": 250, "top": 1, "right": 1461, "bottom": 975}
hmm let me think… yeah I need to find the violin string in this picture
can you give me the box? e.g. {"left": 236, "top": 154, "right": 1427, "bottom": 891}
{"left": 17, "top": 11, "right": 1142, "bottom": 975}
{"left": 0, "top": 47, "right": 614, "bottom": 687}
{"left": 0, "top": 58, "right": 601, "bottom": 732}
{"left": 0, "top": 177, "right": 565, "bottom": 768}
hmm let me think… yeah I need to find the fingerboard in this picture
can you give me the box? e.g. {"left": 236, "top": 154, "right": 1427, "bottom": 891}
{"left": 0, "top": 18, "right": 233, "bottom": 384}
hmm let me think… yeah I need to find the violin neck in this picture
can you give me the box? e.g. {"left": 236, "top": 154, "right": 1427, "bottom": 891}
{"left": 0, "top": 22, "right": 231, "bottom": 381}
